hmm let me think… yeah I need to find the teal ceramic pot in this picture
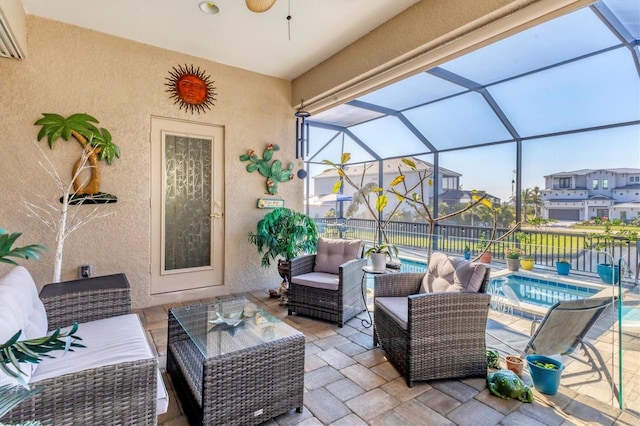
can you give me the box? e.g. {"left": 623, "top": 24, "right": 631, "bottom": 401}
{"left": 597, "top": 263, "right": 619, "bottom": 284}
{"left": 556, "top": 262, "right": 570, "bottom": 276}
{"left": 526, "top": 354, "right": 564, "bottom": 395}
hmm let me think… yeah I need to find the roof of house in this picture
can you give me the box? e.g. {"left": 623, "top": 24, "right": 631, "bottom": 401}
{"left": 313, "top": 157, "right": 461, "bottom": 180}
{"left": 544, "top": 168, "right": 640, "bottom": 178}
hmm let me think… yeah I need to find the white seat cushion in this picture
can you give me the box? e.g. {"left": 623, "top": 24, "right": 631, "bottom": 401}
{"left": 0, "top": 266, "right": 48, "bottom": 387}
{"left": 291, "top": 272, "right": 339, "bottom": 290}
{"left": 30, "top": 313, "right": 169, "bottom": 415}
{"left": 375, "top": 297, "right": 408, "bottom": 330}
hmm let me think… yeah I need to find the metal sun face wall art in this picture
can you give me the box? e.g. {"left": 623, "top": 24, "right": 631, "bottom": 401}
{"left": 165, "top": 64, "right": 217, "bottom": 114}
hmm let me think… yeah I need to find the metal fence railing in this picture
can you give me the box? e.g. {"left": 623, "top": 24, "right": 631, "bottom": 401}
{"left": 315, "top": 218, "right": 640, "bottom": 280}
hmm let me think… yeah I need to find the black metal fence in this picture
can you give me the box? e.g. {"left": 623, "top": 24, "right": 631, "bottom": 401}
{"left": 315, "top": 218, "right": 639, "bottom": 279}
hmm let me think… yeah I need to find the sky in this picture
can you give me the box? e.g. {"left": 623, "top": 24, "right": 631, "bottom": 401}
{"left": 304, "top": 1, "right": 640, "bottom": 203}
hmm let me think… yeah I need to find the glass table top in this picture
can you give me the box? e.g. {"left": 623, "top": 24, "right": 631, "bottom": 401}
{"left": 170, "top": 297, "right": 302, "bottom": 359}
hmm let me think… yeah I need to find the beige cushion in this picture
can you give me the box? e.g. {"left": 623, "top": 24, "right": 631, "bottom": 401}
{"left": 314, "top": 238, "right": 362, "bottom": 274}
{"left": 291, "top": 272, "right": 339, "bottom": 291}
{"left": 375, "top": 297, "right": 408, "bottom": 330}
{"left": 420, "top": 252, "right": 486, "bottom": 294}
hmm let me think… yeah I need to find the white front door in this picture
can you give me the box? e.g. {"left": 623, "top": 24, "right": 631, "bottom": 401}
{"left": 150, "top": 117, "right": 224, "bottom": 294}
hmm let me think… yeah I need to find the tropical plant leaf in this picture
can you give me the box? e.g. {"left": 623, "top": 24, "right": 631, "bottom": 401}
{"left": 401, "top": 158, "right": 416, "bottom": 169}
{"left": 0, "top": 384, "right": 41, "bottom": 418}
{"left": 0, "top": 231, "right": 47, "bottom": 265}
{"left": 389, "top": 175, "right": 405, "bottom": 187}
{"left": 0, "top": 324, "right": 84, "bottom": 382}
{"left": 332, "top": 180, "right": 342, "bottom": 194}
{"left": 340, "top": 153, "right": 351, "bottom": 164}
{"left": 376, "top": 194, "right": 388, "bottom": 212}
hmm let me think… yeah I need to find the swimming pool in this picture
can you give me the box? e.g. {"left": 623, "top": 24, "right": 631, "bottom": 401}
{"left": 489, "top": 275, "right": 603, "bottom": 309}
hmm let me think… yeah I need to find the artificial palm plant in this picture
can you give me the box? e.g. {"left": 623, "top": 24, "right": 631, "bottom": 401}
{"left": 248, "top": 208, "right": 318, "bottom": 279}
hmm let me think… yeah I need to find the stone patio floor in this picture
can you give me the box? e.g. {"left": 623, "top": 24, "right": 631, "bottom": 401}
{"left": 137, "top": 289, "right": 640, "bottom": 425}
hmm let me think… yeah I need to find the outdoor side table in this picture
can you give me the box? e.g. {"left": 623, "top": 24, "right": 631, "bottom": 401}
{"left": 361, "top": 265, "right": 400, "bottom": 328}
{"left": 167, "top": 297, "right": 305, "bottom": 426}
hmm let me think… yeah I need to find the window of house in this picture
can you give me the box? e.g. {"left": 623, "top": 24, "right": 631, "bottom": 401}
{"left": 558, "top": 177, "right": 571, "bottom": 188}
{"left": 630, "top": 176, "right": 640, "bottom": 183}
{"left": 442, "top": 177, "right": 458, "bottom": 190}
{"left": 592, "top": 179, "right": 599, "bottom": 190}
{"left": 603, "top": 179, "right": 608, "bottom": 189}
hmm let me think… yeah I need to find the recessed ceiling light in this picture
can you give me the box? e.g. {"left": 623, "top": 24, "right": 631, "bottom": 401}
{"left": 199, "top": 2, "right": 220, "bottom": 14}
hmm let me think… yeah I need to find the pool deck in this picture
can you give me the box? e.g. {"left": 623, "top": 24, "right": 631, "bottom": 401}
{"left": 141, "top": 255, "right": 640, "bottom": 424}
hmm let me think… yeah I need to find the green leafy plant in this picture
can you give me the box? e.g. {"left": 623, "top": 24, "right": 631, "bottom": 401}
{"left": 505, "top": 247, "right": 522, "bottom": 259}
{"left": 239, "top": 144, "right": 294, "bottom": 195}
{"left": 0, "top": 324, "right": 83, "bottom": 420}
{"left": 364, "top": 243, "right": 398, "bottom": 258}
{"left": 0, "top": 230, "right": 46, "bottom": 265}
{"left": 247, "top": 208, "right": 318, "bottom": 268}
{"left": 533, "top": 360, "right": 559, "bottom": 370}
{"left": 0, "top": 323, "right": 84, "bottom": 381}
{"left": 476, "top": 232, "right": 489, "bottom": 252}
{"left": 557, "top": 259, "right": 570, "bottom": 264}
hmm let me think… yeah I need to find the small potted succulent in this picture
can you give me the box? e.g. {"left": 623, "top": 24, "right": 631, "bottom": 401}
{"left": 463, "top": 244, "right": 471, "bottom": 260}
{"left": 520, "top": 255, "right": 534, "bottom": 271}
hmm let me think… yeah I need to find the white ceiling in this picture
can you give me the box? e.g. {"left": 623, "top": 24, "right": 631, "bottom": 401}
{"left": 22, "top": 0, "right": 419, "bottom": 80}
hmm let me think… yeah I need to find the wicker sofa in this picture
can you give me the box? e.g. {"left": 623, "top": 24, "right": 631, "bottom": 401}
{"left": 288, "top": 238, "right": 367, "bottom": 327}
{"left": 373, "top": 252, "right": 491, "bottom": 387}
{"left": 0, "top": 266, "right": 167, "bottom": 425}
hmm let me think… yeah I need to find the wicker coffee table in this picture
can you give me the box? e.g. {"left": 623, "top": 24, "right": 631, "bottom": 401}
{"left": 167, "top": 297, "right": 305, "bottom": 425}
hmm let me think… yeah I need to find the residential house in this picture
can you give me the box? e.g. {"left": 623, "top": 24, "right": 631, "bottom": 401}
{"left": 541, "top": 168, "right": 640, "bottom": 222}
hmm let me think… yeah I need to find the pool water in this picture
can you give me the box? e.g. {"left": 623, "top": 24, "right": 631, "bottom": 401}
{"left": 489, "top": 275, "right": 602, "bottom": 309}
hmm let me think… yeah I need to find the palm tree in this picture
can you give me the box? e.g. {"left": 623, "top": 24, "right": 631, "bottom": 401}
{"left": 530, "top": 186, "right": 543, "bottom": 218}
{"left": 34, "top": 113, "right": 120, "bottom": 197}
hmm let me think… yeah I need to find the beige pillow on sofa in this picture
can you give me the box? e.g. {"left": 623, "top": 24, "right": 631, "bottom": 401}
{"left": 314, "top": 238, "right": 362, "bottom": 274}
{"left": 420, "top": 252, "right": 487, "bottom": 293}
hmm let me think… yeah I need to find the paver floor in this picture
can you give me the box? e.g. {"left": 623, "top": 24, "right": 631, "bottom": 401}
{"left": 138, "top": 290, "right": 640, "bottom": 425}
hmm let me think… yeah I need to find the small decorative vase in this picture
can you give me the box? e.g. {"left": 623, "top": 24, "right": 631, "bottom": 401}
{"left": 520, "top": 258, "right": 534, "bottom": 270}
{"left": 506, "top": 258, "right": 520, "bottom": 271}
{"left": 463, "top": 251, "right": 471, "bottom": 260}
{"left": 506, "top": 355, "right": 524, "bottom": 376}
{"left": 526, "top": 354, "right": 564, "bottom": 395}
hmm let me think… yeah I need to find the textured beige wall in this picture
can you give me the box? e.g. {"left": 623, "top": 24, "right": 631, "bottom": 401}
{"left": 0, "top": 16, "right": 303, "bottom": 308}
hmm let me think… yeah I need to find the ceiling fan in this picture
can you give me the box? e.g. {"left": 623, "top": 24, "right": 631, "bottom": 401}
{"left": 199, "top": 0, "right": 276, "bottom": 14}
{"left": 245, "top": 0, "right": 276, "bottom": 13}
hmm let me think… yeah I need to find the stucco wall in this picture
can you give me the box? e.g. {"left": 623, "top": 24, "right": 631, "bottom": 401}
{"left": 0, "top": 16, "right": 303, "bottom": 308}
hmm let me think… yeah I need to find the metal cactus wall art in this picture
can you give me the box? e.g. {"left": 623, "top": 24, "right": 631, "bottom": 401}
{"left": 239, "top": 144, "right": 294, "bottom": 195}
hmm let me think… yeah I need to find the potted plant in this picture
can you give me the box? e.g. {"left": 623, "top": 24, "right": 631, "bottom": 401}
{"left": 586, "top": 221, "right": 637, "bottom": 284}
{"left": 525, "top": 354, "right": 564, "bottom": 395}
{"left": 506, "top": 355, "right": 524, "bottom": 376}
{"left": 463, "top": 244, "right": 471, "bottom": 260}
{"left": 364, "top": 243, "right": 398, "bottom": 271}
{"left": 247, "top": 207, "right": 318, "bottom": 281}
{"left": 505, "top": 247, "right": 522, "bottom": 271}
{"left": 520, "top": 255, "right": 534, "bottom": 271}
{"left": 477, "top": 232, "right": 492, "bottom": 263}
{"left": 556, "top": 259, "right": 571, "bottom": 276}
{"left": 515, "top": 231, "right": 534, "bottom": 270}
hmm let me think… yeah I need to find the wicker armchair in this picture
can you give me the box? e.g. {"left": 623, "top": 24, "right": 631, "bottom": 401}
{"left": 288, "top": 238, "right": 367, "bottom": 327}
{"left": 373, "top": 253, "right": 491, "bottom": 387}
{"left": 2, "top": 273, "right": 160, "bottom": 425}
